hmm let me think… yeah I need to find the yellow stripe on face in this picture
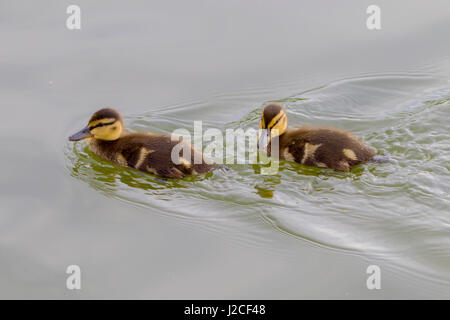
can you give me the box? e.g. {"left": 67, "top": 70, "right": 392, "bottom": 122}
{"left": 267, "top": 111, "right": 285, "bottom": 129}
{"left": 88, "top": 118, "right": 117, "bottom": 127}
{"left": 90, "top": 120, "right": 123, "bottom": 141}
{"left": 274, "top": 113, "right": 287, "bottom": 130}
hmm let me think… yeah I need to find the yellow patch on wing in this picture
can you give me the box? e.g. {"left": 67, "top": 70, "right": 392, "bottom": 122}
{"left": 116, "top": 153, "right": 127, "bottom": 166}
{"left": 337, "top": 160, "right": 350, "bottom": 172}
{"left": 343, "top": 148, "right": 357, "bottom": 161}
{"left": 282, "top": 148, "right": 295, "bottom": 162}
{"left": 135, "top": 147, "right": 154, "bottom": 169}
{"left": 170, "top": 167, "right": 184, "bottom": 178}
{"left": 88, "top": 118, "right": 116, "bottom": 127}
{"left": 315, "top": 162, "right": 327, "bottom": 168}
{"left": 179, "top": 157, "right": 191, "bottom": 168}
{"left": 301, "top": 143, "right": 322, "bottom": 164}
{"left": 145, "top": 166, "right": 157, "bottom": 174}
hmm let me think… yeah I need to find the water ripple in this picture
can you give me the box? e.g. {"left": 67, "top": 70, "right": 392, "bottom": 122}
{"left": 65, "top": 72, "right": 450, "bottom": 285}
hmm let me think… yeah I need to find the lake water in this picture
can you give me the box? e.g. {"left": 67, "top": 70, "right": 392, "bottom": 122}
{"left": 1, "top": 1, "right": 449, "bottom": 298}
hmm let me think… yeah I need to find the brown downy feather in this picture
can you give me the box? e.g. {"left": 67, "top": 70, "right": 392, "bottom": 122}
{"left": 70, "top": 108, "right": 219, "bottom": 178}
{"left": 89, "top": 132, "right": 217, "bottom": 179}
{"left": 269, "top": 126, "right": 375, "bottom": 172}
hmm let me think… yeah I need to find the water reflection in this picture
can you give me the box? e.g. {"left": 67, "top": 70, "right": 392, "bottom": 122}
{"left": 65, "top": 73, "right": 450, "bottom": 286}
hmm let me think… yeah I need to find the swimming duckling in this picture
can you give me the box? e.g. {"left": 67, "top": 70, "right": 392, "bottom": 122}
{"left": 69, "top": 108, "right": 218, "bottom": 179}
{"left": 257, "top": 103, "right": 388, "bottom": 172}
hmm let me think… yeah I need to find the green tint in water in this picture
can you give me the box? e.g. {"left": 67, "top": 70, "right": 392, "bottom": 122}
{"left": 65, "top": 73, "right": 450, "bottom": 286}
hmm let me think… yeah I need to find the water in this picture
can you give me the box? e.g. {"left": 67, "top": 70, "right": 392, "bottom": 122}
{"left": 1, "top": 1, "right": 449, "bottom": 298}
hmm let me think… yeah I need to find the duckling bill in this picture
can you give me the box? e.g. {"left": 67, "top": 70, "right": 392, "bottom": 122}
{"left": 258, "top": 103, "right": 388, "bottom": 172}
{"left": 69, "top": 108, "right": 218, "bottom": 179}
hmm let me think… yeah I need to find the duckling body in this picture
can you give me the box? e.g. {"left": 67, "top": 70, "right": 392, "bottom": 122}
{"left": 89, "top": 133, "right": 216, "bottom": 179}
{"left": 69, "top": 108, "right": 217, "bottom": 179}
{"left": 258, "top": 103, "right": 383, "bottom": 172}
{"left": 275, "top": 126, "right": 375, "bottom": 171}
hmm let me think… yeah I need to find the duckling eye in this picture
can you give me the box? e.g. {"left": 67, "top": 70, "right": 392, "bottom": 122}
{"left": 268, "top": 113, "right": 286, "bottom": 130}
{"left": 88, "top": 121, "right": 116, "bottom": 130}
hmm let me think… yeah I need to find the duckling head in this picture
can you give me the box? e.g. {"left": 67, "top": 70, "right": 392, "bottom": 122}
{"left": 69, "top": 108, "right": 124, "bottom": 141}
{"left": 258, "top": 103, "right": 288, "bottom": 150}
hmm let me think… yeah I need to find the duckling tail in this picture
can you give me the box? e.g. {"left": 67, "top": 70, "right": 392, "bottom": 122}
{"left": 371, "top": 154, "right": 391, "bottom": 163}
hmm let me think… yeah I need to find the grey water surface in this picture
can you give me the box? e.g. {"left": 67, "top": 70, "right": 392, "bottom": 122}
{"left": 0, "top": 0, "right": 449, "bottom": 298}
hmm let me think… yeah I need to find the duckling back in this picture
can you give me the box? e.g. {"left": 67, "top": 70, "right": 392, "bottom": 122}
{"left": 89, "top": 133, "right": 217, "bottom": 179}
{"left": 278, "top": 127, "right": 375, "bottom": 171}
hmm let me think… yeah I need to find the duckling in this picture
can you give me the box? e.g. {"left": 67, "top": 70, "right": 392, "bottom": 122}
{"left": 69, "top": 108, "right": 218, "bottom": 179}
{"left": 257, "top": 103, "right": 388, "bottom": 172}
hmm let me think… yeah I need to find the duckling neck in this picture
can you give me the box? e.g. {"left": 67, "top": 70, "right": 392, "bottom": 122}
{"left": 88, "top": 137, "right": 120, "bottom": 161}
